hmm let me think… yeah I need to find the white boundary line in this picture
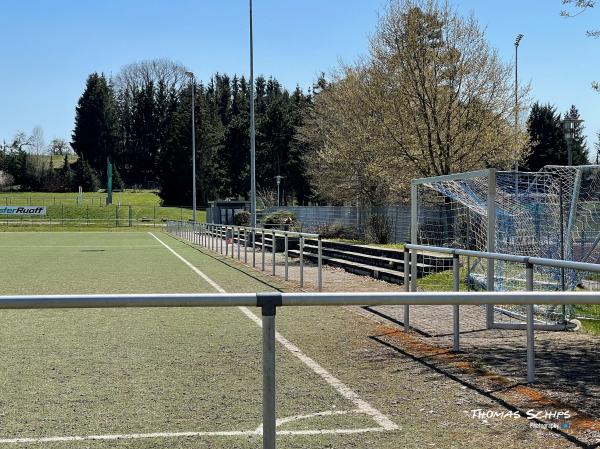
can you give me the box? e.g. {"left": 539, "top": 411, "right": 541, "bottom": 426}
{"left": 0, "top": 233, "right": 398, "bottom": 445}
{"left": 151, "top": 232, "right": 397, "bottom": 426}
{"left": 0, "top": 245, "right": 160, "bottom": 248}
{"left": 149, "top": 232, "right": 398, "bottom": 431}
{"left": 0, "top": 427, "right": 389, "bottom": 444}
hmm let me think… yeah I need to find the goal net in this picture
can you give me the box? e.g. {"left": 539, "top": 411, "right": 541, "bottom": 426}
{"left": 413, "top": 165, "right": 600, "bottom": 324}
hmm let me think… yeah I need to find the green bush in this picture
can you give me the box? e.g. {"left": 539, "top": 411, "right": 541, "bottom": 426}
{"left": 314, "top": 222, "right": 360, "bottom": 240}
{"left": 367, "top": 213, "right": 393, "bottom": 244}
{"left": 233, "top": 210, "right": 251, "bottom": 226}
{"left": 262, "top": 210, "right": 299, "bottom": 231}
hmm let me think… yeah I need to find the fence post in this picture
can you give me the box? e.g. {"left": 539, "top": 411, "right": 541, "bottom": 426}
{"left": 526, "top": 260, "right": 535, "bottom": 383}
{"left": 410, "top": 182, "right": 418, "bottom": 292}
{"left": 252, "top": 228, "right": 256, "bottom": 268}
{"left": 220, "top": 226, "right": 223, "bottom": 254}
{"left": 284, "top": 232, "right": 289, "bottom": 281}
{"left": 258, "top": 293, "right": 280, "bottom": 449}
{"left": 262, "top": 230, "right": 266, "bottom": 271}
{"left": 237, "top": 227, "right": 241, "bottom": 261}
{"left": 231, "top": 227, "right": 235, "bottom": 259}
{"left": 299, "top": 236, "right": 304, "bottom": 288}
{"left": 244, "top": 229, "right": 248, "bottom": 264}
{"left": 403, "top": 246, "right": 410, "bottom": 332}
{"left": 453, "top": 252, "right": 460, "bottom": 352}
{"left": 272, "top": 231, "right": 276, "bottom": 276}
{"left": 317, "top": 235, "right": 323, "bottom": 291}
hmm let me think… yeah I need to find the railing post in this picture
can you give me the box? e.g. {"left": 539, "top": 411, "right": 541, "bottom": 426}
{"left": 299, "top": 236, "right": 304, "bottom": 288}
{"left": 403, "top": 246, "right": 410, "bottom": 332}
{"left": 220, "top": 226, "right": 223, "bottom": 255}
{"left": 244, "top": 228, "right": 248, "bottom": 264}
{"left": 272, "top": 231, "right": 276, "bottom": 276}
{"left": 453, "top": 252, "right": 460, "bottom": 352}
{"left": 257, "top": 293, "right": 281, "bottom": 449}
{"left": 284, "top": 232, "right": 289, "bottom": 281}
{"left": 317, "top": 235, "right": 323, "bottom": 292}
{"left": 526, "top": 260, "right": 535, "bottom": 383}
{"left": 231, "top": 227, "right": 235, "bottom": 259}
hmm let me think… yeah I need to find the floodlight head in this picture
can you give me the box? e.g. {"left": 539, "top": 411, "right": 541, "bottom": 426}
{"left": 185, "top": 71, "right": 194, "bottom": 79}
{"left": 562, "top": 117, "right": 584, "bottom": 139}
{"left": 515, "top": 34, "right": 524, "bottom": 47}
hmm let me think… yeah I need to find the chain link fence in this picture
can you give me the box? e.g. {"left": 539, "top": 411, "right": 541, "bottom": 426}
{"left": 258, "top": 205, "right": 411, "bottom": 243}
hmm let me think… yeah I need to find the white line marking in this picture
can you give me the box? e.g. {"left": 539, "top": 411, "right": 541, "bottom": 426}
{"left": 0, "top": 233, "right": 398, "bottom": 445}
{"left": 255, "top": 409, "right": 360, "bottom": 433}
{"left": 0, "top": 245, "right": 160, "bottom": 248}
{"left": 149, "top": 233, "right": 225, "bottom": 293}
{"left": 0, "top": 427, "right": 387, "bottom": 444}
{"left": 151, "top": 232, "right": 398, "bottom": 431}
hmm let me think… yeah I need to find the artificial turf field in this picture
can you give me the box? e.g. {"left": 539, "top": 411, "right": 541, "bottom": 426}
{"left": 0, "top": 232, "right": 577, "bottom": 448}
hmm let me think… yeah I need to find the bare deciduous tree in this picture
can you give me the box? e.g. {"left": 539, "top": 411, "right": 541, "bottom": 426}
{"left": 302, "top": 0, "right": 528, "bottom": 205}
{"left": 113, "top": 58, "right": 189, "bottom": 93}
{"left": 48, "top": 138, "right": 71, "bottom": 155}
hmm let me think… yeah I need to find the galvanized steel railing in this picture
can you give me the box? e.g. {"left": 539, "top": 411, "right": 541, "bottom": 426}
{"left": 0, "top": 291, "right": 598, "bottom": 449}
{"left": 166, "top": 221, "right": 323, "bottom": 291}
{"left": 403, "top": 243, "right": 600, "bottom": 366}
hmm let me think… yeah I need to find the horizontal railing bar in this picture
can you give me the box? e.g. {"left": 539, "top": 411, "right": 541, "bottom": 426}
{"left": 281, "top": 292, "right": 600, "bottom": 306}
{"left": 0, "top": 291, "right": 597, "bottom": 310}
{"left": 0, "top": 293, "right": 257, "bottom": 309}
{"left": 202, "top": 223, "right": 319, "bottom": 239}
{"left": 405, "top": 243, "right": 600, "bottom": 273}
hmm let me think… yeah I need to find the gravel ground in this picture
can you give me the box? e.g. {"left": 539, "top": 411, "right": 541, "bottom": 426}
{"left": 206, "top": 240, "right": 600, "bottom": 447}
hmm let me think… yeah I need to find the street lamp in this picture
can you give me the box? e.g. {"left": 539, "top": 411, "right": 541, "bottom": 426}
{"left": 274, "top": 175, "right": 285, "bottom": 207}
{"left": 562, "top": 117, "right": 584, "bottom": 166}
{"left": 185, "top": 71, "right": 197, "bottom": 222}
{"left": 514, "top": 33, "right": 524, "bottom": 173}
{"left": 249, "top": 0, "right": 257, "bottom": 229}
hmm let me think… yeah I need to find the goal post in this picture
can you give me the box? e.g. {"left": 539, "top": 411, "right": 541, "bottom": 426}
{"left": 410, "top": 164, "right": 600, "bottom": 329}
{"left": 411, "top": 169, "right": 496, "bottom": 328}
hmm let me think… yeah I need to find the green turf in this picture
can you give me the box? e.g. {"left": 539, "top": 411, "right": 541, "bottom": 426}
{"left": 0, "top": 232, "right": 382, "bottom": 446}
{"left": 0, "top": 191, "right": 203, "bottom": 230}
{"left": 0, "top": 232, "right": 579, "bottom": 448}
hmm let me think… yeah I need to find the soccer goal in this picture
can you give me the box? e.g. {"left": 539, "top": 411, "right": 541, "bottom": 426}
{"left": 410, "top": 165, "right": 600, "bottom": 328}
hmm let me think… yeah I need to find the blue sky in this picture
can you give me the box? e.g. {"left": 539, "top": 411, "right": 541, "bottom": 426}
{"left": 0, "top": 0, "right": 598, "bottom": 158}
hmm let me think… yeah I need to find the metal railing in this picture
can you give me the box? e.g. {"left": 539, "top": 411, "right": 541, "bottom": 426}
{"left": 0, "top": 291, "right": 597, "bottom": 449}
{"left": 166, "top": 221, "right": 323, "bottom": 291}
{"left": 404, "top": 243, "right": 600, "bottom": 351}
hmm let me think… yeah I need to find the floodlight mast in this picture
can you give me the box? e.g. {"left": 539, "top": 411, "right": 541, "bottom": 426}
{"left": 186, "top": 71, "right": 197, "bottom": 222}
{"left": 249, "top": 0, "right": 257, "bottom": 229}
{"left": 514, "top": 33, "right": 523, "bottom": 173}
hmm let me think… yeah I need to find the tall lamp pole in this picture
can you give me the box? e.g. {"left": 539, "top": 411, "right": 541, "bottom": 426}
{"left": 249, "top": 0, "right": 257, "bottom": 229}
{"left": 514, "top": 33, "right": 524, "bottom": 174}
{"left": 186, "top": 71, "right": 197, "bottom": 222}
{"left": 274, "top": 175, "right": 285, "bottom": 207}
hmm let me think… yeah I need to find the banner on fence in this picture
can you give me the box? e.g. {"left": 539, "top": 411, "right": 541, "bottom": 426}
{"left": 0, "top": 206, "right": 47, "bottom": 215}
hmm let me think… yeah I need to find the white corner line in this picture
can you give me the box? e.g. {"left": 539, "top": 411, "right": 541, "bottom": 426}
{"left": 150, "top": 232, "right": 398, "bottom": 432}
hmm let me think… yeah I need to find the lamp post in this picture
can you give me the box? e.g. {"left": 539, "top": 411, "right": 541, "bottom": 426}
{"left": 514, "top": 33, "right": 523, "bottom": 173}
{"left": 185, "top": 71, "right": 197, "bottom": 222}
{"left": 274, "top": 175, "right": 285, "bottom": 207}
{"left": 249, "top": 0, "right": 257, "bottom": 229}
{"left": 562, "top": 117, "right": 583, "bottom": 166}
